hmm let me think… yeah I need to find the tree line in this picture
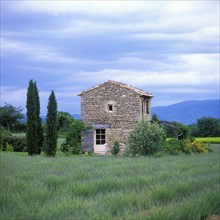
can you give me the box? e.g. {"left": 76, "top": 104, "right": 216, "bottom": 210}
{"left": 26, "top": 80, "right": 58, "bottom": 156}
{"left": 151, "top": 114, "right": 220, "bottom": 139}
{"left": 0, "top": 80, "right": 86, "bottom": 156}
{"left": 0, "top": 80, "right": 58, "bottom": 156}
{"left": 1, "top": 83, "right": 219, "bottom": 156}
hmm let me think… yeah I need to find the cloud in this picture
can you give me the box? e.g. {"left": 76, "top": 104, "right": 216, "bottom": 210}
{"left": 9, "top": 1, "right": 218, "bottom": 21}
{"left": 5, "top": 1, "right": 218, "bottom": 38}
{"left": 0, "top": 86, "right": 80, "bottom": 114}
{"left": 36, "top": 52, "right": 219, "bottom": 95}
{"left": 1, "top": 1, "right": 219, "bottom": 113}
{"left": 9, "top": 1, "right": 159, "bottom": 16}
{"left": 130, "top": 27, "right": 219, "bottom": 44}
{"left": 72, "top": 52, "right": 219, "bottom": 86}
{"left": 77, "top": 69, "right": 217, "bottom": 87}
{"left": 154, "top": 87, "right": 216, "bottom": 94}
{"left": 0, "top": 86, "right": 27, "bottom": 108}
{"left": 1, "top": 38, "right": 95, "bottom": 64}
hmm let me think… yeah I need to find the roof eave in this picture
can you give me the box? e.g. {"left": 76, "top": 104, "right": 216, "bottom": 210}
{"left": 140, "top": 94, "right": 154, "bottom": 98}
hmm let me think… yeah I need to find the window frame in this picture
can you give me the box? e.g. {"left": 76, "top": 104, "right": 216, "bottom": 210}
{"left": 108, "top": 104, "right": 113, "bottom": 112}
{"left": 96, "top": 129, "right": 106, "bottom": 145}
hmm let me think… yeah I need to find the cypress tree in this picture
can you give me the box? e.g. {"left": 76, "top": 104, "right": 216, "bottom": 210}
{"left": 33, "top": 82, "right": 44, "bottom": 154}
{"left": 26, "top": 80, "right": 38, "bottom": 155}
{"left": 44, "top": 91, "right": 58, "bottom": 157}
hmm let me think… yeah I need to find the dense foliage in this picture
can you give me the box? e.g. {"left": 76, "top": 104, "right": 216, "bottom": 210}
{"left": 34, "top": 82, "right": 44, "bottom": 152}
{"left": 164, "top": 139, "right": 212, "bottom": 155}
{"left": 162, "top": 122, "right": 189, "bottom": 139}
{"left": 44, "top": 91, "right": 58, "bottom": 157}
{"left": 176, "top": 122, "right": 189, "bottom": 140}
{"left": 26, "top": 80, "right": 43, "bottom": 155}
{"left": 1, "top": 136, "right": 27, "bottom": 152}
{"left": 151, "top": 114, "right": 160, "bottom": 124}
{"left": 60, "top": 120, "right": 85, "bottom": 154}
{"left": 190, "top": 117, "right": 220, "bottom": 137}
{"left": 126, "top": 120, "right": 166, "bottom": 156}
{"left": 151, "top": 114, "right": 190, "bottom": 139}
{"left": 0, "top": 126, "right": 11, "bottom": 150}
{"left": 57, "top": 111, "right": 74, "bottom": 132}
{"left": 111, "top": 140, "right": 120, "bottom": 155}
{"left": 0, "top": 103, "right": 24, "bottom": 131}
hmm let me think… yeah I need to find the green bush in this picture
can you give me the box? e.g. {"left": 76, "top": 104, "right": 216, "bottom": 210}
{"left": 164, "top": 139, "right": 212, "bottom": 155}
{"left": 6, "top": 143, "right": 13, "bottom": 152}
{"left": 111, "top": 140, "right": 120, "bottom": 155}
{"left": 176, "top": 123, "right": 189, "bottom": 140}
{"left": 0, "top": 126, "right": 11, "bottom": 138}
{"left": 184, "top": 140, "right": 212, "bottom": 153}
{"left": 163, "top": 139, "right": 185, "bottom": 155}
{"left": 126, "top": 120, "right": 166, "bottom": 156}
{"left": 60, "top": 120, "right": 86, "bottom": 155}
{"left": 0, "top": 126, "right": 11, "bottom": 149}
{"left": 85, "top": 150, "right": 92, "bottom": 156}
{"left": 60, "top": 141, "right": 82, "bottom": 155}
{"left": 1, "top": 136, "right": 27, "bottom": 152}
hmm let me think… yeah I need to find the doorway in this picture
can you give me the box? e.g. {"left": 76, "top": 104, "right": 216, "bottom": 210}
{"left": 94, "top": 129, "right": 107, "bottom": 154}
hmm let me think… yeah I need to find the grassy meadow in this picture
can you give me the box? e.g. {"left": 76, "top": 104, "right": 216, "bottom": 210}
{"left": 0, "top": 145, "right": 219, "bottom": 220}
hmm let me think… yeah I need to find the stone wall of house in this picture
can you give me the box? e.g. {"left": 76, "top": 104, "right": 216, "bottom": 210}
{"left": 80, "top": 81, "right": 151, "bottom": 151}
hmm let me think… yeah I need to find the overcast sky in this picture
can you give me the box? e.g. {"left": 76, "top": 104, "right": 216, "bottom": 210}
{"left": 1, "top": 1, "right": 219, "bottom": 115}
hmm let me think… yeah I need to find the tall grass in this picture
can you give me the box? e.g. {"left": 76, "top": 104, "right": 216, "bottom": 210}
{"left": 0, "top": 145, "right": 219, "bottom": 220}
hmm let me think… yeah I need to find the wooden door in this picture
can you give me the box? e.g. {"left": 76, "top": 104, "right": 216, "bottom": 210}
{"left": 94, "top": 129, "right": 107, "bottom": 154}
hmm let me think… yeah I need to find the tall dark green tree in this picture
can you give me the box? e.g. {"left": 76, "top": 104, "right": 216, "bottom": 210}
{"left": 26, "top": 80, "right": 39, "bottom": 155}
{"left": 44, "top": 91, "right": 58, "bottom": 157}
{"left": 33, "top": 82, "right": 44, "bottom": 154}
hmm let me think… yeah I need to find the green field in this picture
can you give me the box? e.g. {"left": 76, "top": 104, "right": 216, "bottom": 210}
{"left": 195, "top": 137, "right": 220, "bottom": 144}
{"left": 12, "top": 133, "right": 65, "bottom": 148}
{"left": 166, "top": 137, "right": 220, "bottom": 144}
{"left": 0, "top": 145, "right": 219, "bottom": 220}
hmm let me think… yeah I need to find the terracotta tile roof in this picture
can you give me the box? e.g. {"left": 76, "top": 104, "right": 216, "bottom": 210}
{"left": 78, "top": 80, "right": 153, "bottom": 97}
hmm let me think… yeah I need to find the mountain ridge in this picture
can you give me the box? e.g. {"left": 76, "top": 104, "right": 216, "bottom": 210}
{"left": 151, "top": 99, "right": 220, "bottom": 125}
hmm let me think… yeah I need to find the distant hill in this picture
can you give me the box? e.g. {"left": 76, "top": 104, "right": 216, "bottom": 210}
{"left": 32, "top": 114, "right": 81, "bottom": 124}
{"left": 71, "top": 114, "right": 81, "bottom": 120}
{"left": 152, "top": 99, "right": 220, "bottom": 125}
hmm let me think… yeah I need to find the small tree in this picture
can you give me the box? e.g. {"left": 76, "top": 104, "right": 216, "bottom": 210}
{"left": 111, "top": 140, "right": 120, "bottom": 155}
{"left": 57, "top": 111, "right": 74, "bottom": 132}
{"left": 0, "top": 103, "right": 24, "bottom": 131}
{"left": 44, "top": 91, "right": 58, "bottom": 157}
{"left": 176, "top": 122, "right": 189, "bottom": 140}
{"left": 197, "top": 117, "right": 220, "bottom": 137}
{"left": 34, "top": 82, "right": 44, "bottom": 154}
{"left": 60, "top": 120, "right": 84, "bottom": 154}
{"left": 127, "top": 119, "right": 166, "bottom": 156}
{"left": 26, "top": 80, "right": 39, "bottom": 155}
{"left": 151, "top": 114, "right": 160, "bottom": 124}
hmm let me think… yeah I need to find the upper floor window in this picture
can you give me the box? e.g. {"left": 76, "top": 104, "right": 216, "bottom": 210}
{"left": 108, "top": 104, "right": 113, "bottom": 112}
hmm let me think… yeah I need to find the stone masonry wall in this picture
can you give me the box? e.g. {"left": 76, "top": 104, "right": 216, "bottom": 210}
{"left": 80, "top": 81, "right": 151, "bottom": 152}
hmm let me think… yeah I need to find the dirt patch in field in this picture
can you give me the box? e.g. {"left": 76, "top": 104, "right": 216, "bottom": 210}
{"left": 207, "top": 215, "right": 220, "bottom": 220}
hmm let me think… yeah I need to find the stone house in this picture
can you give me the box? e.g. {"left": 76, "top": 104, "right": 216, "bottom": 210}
{"left": 78, "top": 80, "right": 153, "bottom": 154}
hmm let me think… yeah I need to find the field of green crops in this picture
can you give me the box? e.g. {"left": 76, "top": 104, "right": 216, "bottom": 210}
{"left": 195, "top": 137, "right": 220, "bottom": 144}
{"left": 0, "top": 144, "right": 219, "bottom": 220}
{"left": 166, "top": 137, "right": 220, "bottom": 144}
